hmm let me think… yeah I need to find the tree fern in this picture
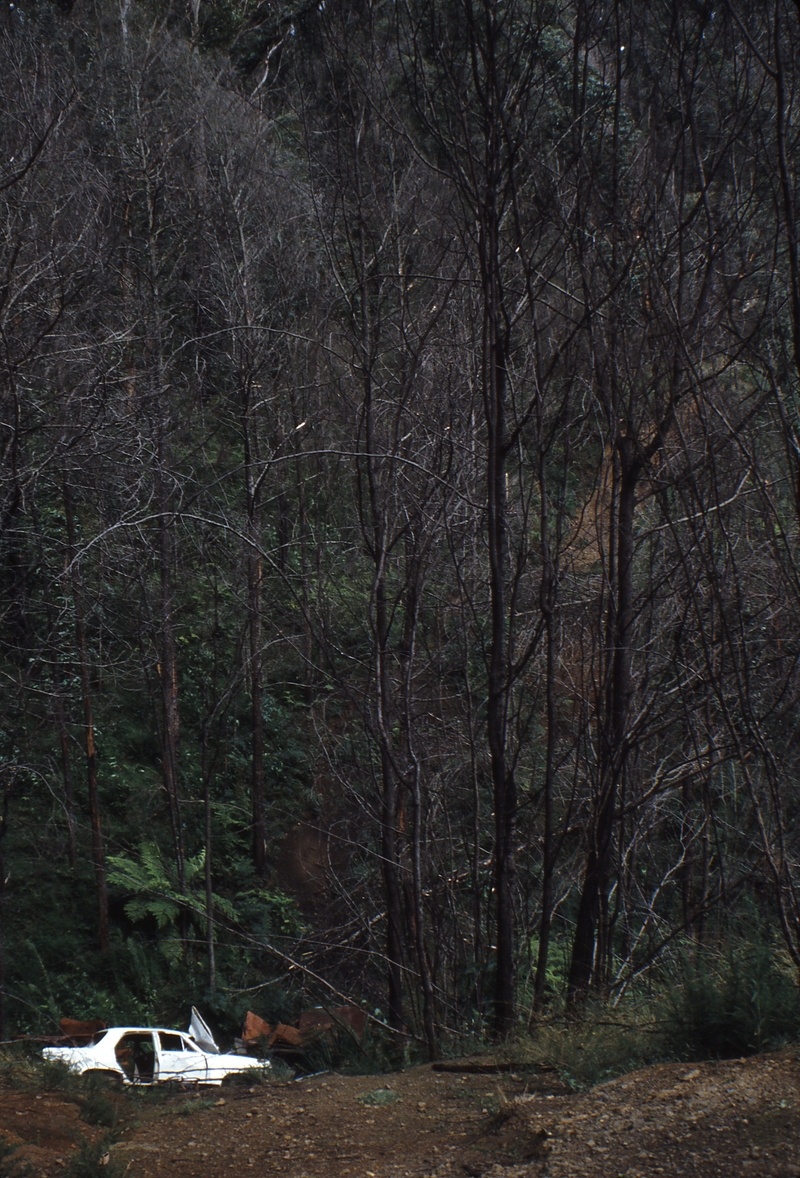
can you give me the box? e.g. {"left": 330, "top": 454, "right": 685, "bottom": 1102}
{"left": 108, "top": 844, "right": 238, "bottom": 936}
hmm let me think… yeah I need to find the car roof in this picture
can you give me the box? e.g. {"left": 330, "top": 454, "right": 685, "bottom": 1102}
{"left": 102, "top": 1027, "right": 198, "bottom": 1037}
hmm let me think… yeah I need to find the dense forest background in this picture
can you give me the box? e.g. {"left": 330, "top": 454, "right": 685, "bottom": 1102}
{"left": 4, "top": 0, "right": 800, "bottom": 1056}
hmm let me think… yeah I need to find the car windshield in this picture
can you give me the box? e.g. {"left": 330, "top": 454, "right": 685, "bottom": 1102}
{"left": 90, "top": 1031, "right": 108, "bottom": 1045}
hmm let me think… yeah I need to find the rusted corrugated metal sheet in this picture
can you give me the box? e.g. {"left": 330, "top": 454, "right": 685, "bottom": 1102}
{"left": 59, "top": 1019, "right": 107, "bottom": 1045}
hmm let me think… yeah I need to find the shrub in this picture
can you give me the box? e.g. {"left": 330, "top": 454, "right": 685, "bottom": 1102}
{"left": 63, "top": 1139, "right": 125, "bottom": 1178}
{"left": 520, "top": 1012, "right": 662, "bottom": 1091}
{"left": 1, "top": 1054, "right": 80, "bottom": 1095}
{"left": 79, "top": 1085, "right": 118, "bottom": 1129}
{"left": 220, "top": 1066, "right": 271, "bottom": 1087}
{"left": 663, "top": 940, "right": 800, "bottom": 1058}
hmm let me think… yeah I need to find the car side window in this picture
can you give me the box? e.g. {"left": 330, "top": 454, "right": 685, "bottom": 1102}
{"left": 159, "top": 1033, "right": 184, "bottom": 1052}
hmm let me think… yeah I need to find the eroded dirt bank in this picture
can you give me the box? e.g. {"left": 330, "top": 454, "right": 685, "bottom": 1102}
{"left": 3, "top": 1052, "right": 800, "bottom": 1177}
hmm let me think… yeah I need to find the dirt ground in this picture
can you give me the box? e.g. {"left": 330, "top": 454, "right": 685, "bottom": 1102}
{"left": 3, "top": 1051, "right": 800, "bottom": 1177}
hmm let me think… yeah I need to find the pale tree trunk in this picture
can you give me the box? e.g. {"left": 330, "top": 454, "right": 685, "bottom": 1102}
{"left": 57, "top": 706, "right": 77, "bottom": 870}
{"left": 0, "top": 782, "right": 10, "bottom": 1038}
{"left": 243, "top": 386, "right": 267, "bottom": 877}
{"left": 399, "top": 537, "right": 437, "bottom": 1056}
{"left": 249, "top": 536, "right": 267, "bottom": 877}
{"left": 33, "top": 498, "right": 77, "bottom": 868}
{"left": 360, "top": 354, "right": 405, "bottom": 1030}
{"left": 226, "top": 158, "right": 269, "bottom": 877}
{"left": 297, "top": 466, "right": 315, "bottom": 710}
{"left": 353, "top": 116, "right": 406, "bottom": 1031}
{"left": 201, "top": 718, "right": 216, "bottom": 992}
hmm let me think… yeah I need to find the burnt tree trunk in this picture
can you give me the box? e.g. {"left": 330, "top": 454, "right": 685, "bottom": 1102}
{"left": 375, "top": 552, "right": 405, "bottom": 1031}
{"left": 157, "top": 476, "right": 186, "bottom": 901}
{"left": 568, "top": 439, "right": 638, "bottom": 1000}
{"left": 64, "top": 484, "right": 109, "bottom": 954}
{"left": 533, "top": 461, "right": 557, "bottom": 1008}
{"left": 480, "top": 120, "right": 516, "bottom": 1041}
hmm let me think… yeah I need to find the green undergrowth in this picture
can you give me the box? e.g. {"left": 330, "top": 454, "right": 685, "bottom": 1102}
{"left": 515, "top": 1011, "right": 664, "bottom": 1091}
{"left": 79, "top": 1075, "right": 119, "bottom": 1128}
{"left": 63, "top": 1138, "right": 126, "bottom": 1178}
{"left": 0, "top": 1048, "right": 123, "bottom": 1128}
{"left": 433, "top": 1014, "right": 662, "bottom": 1093}
{"left": 0, "top": 1050, "right": 83, "bottom": 1094}
{"left": 483, "top": 937, "right": 800, "bottom": 1092}
{"left": 220, "top": 1066, "right": 271, "bottom": 1087}
{"left": 1, "top": 939, "right": 796, "bottom": 1107}
{"left": 415, "top": 939, "right": 800, "bottom": 1095}
{"left": 662, "top": 939, "right": 800, "bottom": 1058}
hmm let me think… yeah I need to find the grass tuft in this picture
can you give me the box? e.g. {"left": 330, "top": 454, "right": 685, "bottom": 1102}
{"left": 515, "top": 1008, "right": 664, "bottom": 1091}
{"left": 166, "top": 1096, "right": 217, "bottom": 1116}
{"left": 357, "top": 1088, "right": 400, "bottom": 1105}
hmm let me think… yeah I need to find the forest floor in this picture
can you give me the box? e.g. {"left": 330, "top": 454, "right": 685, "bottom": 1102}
{"left": 3, "top": 1050, "right": 800, "bottom": 1178}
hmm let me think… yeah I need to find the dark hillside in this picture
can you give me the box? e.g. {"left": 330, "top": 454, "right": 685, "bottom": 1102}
{"left": 2, "top": 0, "right": 800, "bottom": 1054}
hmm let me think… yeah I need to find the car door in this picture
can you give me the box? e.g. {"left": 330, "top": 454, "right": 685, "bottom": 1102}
{"left": 156, "top": 1031, "right": 208, "bottom": 1083}
{"left": 113, "top": 1032, "right": 158, "bottom": 1083}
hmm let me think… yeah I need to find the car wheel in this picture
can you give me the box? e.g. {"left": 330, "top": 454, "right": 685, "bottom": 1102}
{"left": 82, "top": 1069, "right": 124, "bottom": 1090}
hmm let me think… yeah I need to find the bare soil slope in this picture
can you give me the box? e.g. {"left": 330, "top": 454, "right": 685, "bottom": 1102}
{"left": 3, "top": 1051, "right": 800, "bottom": 1177}
{"left": 0, "top": 1085, "right": 106, "bottom": 1172}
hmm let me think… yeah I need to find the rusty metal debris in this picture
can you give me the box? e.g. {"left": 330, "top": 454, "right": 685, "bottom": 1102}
{"left": 59, "top": 1019, "right": 107, "bottom": 1046}
{"left": 241, "top": 1006, "right": 366, "bottom": 1052}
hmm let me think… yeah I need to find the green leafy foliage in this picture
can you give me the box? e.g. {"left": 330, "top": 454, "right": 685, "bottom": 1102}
{"left": 63, "top": 1139, "right": 125, "bottom": 1178}
{"left": 664, "top": 940, "right": 800, "bottom": 1059}
{"left": 516, "top": 1012, "right": 664, "bottom": 1092}
{"left": 80, "top": 1086, "right": 118, "bottom": 1129}
{"left": 108, "top": 843, "right": 238, "bottom": 933}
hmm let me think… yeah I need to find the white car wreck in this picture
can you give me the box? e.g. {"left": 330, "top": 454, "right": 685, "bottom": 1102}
{"left": 42, "top": 1010, "right": 271, "bottom": 1086}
